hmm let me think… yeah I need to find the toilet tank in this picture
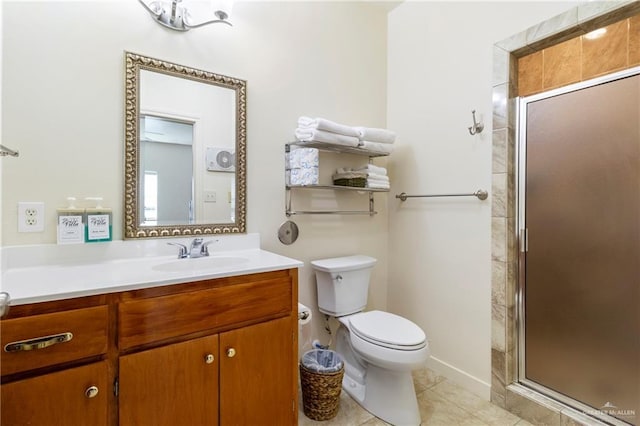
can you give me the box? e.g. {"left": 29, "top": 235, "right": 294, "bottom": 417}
{"left": 310, "top": 255, "right": 377, "bottom": 316}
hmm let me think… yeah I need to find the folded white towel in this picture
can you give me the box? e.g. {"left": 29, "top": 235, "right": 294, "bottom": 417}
{"left": 367, "top": 173, "right": 389, "bottom": 183}
{"left": 295, "top": 128, "right": 360, "bottom": 147}
{"left": 355, "top": 127, "right": 396, "bottom": 144}
{"left": 367, "top": 181, "right": 390, "bottom": 189}
{"left": 356, "top": 164, "right": 387, "bottom": 176}
{"left": 359, "top": 141, "right": 394, "bottom": 155}
{"left": 298, "top": 116, "right": 360, "bottom": 138}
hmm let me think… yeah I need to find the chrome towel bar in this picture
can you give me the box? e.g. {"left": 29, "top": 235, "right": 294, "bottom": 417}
{"left": 396, "top": 189, "right": 488, "bottom": 201}
{"left": 0, "top": 144, "right": 19, "bottom": 157}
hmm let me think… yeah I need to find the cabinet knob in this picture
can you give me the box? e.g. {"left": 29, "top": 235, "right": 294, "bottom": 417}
{"left": 226, "top": 348, "right": 236, "bottom": 358}
{"left": 205, "top": 354, "right": 215, "bottom": 364}
{"left": 85, "top": 386, "right": 99, "bottom": 399}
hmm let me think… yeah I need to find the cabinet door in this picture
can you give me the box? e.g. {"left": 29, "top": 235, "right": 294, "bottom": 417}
{"left": 220, "top": 316, "right": 294, "bottom": 425}
{"left": 119, "top": 335, "right": 219, "bottom": 426}
{"left": 1, "top": 361, "right": 108, "bottom": 426}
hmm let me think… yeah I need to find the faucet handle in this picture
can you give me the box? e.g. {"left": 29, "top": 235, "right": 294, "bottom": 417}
{"left": 201, "top": 239, "right": 219, "bottom": 257}
{"left": 167, "top": 242, "right": 188, "bottom": 259}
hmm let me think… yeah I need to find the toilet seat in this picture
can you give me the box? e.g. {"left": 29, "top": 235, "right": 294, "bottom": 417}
{"left": 348, "top": 310, "right": 426, "bottom": 351}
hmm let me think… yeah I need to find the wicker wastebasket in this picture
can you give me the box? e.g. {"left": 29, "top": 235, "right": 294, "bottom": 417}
{"left": 299, "top": 349, "right": 344, "bottom": 421}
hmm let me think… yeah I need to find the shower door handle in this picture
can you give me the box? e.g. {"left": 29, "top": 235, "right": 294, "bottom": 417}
{"left": 520, "top": 228, "right": 528, "bottom": 253}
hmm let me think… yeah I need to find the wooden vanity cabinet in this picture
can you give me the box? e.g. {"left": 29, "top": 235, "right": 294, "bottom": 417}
{"left": 0, "top": 268, "right": 298, "bottom": 426}
{"left": 117, "top": 270, "right": 297, "bottom": 425}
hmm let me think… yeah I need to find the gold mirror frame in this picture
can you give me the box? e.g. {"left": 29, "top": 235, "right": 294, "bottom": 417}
{"left": 124, "top": 52, "right": 246, "bottom": 238}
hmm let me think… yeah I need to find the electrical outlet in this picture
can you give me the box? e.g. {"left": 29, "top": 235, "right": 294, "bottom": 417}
{"left": 18, "top": 202, "right": 45, "bottom": 232}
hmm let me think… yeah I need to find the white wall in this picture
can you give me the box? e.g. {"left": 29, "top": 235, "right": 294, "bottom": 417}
{"left": 1, "top": 1, "right": 389, "bottom": 341}
{"left": 0, "top": 0, "right": 3, "bottom": 247}
{"left": 387, "top": 1, "right": 578, "bottom": 398}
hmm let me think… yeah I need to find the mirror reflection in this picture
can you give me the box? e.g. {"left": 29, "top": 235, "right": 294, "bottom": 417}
{"left": 124, "top": 52, "right": 246, "bottom": 238}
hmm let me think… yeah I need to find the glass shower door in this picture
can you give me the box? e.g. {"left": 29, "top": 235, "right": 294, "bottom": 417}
{"left": 520, "top": 70, "right": 639, "bottom": 425}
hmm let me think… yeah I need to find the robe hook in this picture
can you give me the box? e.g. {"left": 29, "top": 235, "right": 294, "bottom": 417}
{"left": 468, "top": 110, "right": 484, "bottom": 135}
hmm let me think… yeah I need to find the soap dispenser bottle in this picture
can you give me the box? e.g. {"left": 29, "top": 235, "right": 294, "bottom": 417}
{"left": 84, "top": 197, "right": 112, "bottom": 243}
{"left": 56, "top": 197, "right": 85, "bottom": 244}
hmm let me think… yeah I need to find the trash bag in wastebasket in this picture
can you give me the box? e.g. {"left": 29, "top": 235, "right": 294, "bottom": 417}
{"left": 301, "top": 349, "right": 343, "bottom": 373}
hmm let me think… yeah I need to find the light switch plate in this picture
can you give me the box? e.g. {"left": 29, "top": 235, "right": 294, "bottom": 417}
{"left": 204, "top": 191, "right": 216, "bottom": 203}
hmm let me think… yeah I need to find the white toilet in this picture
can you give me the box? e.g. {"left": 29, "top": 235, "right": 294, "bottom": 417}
{"left": 311, "top": 255, "right": 429, "bottom": 426}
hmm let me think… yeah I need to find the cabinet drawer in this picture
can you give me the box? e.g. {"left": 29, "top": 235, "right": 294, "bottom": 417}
{"left": 1, "top": 305, "right": 109, "bottom": 376}
{"left": 1, "top": 360, "right": 108, "bottom": 426}
{"left": 119, "top": 275, "right": 292, "bottom": 349}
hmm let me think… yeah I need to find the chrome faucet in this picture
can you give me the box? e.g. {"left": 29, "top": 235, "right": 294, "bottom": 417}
{"left": 167, "top": 238, "right": 217, "bottom": 259}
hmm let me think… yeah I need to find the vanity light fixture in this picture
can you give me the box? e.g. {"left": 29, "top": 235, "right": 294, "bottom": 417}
{"left": 138, "top": 0, "right": 233, "bottom": 31}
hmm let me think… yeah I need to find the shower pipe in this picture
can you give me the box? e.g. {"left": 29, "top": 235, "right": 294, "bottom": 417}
{"left": 395, "top": 190, "right": 488, "bottom": 201}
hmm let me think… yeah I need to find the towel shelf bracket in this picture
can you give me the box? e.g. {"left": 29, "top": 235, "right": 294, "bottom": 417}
{"left": 396, "top": 190, "right": 488, "bottom": 201}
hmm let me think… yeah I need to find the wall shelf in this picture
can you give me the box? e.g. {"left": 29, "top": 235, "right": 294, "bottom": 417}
{"left": 285, "top": 142, "right": 389, "bottom": 217}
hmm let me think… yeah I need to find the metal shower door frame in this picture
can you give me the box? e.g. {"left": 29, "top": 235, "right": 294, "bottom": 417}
{"left": 515, "top": 65, "right": 640, "bottom": 426}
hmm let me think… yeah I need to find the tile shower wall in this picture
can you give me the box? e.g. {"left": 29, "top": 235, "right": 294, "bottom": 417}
{"left": 491, "top": 2, "right": 640, "bottom": 425}
{"left": 518, "top": 15, "right": 640, "bottom": 97}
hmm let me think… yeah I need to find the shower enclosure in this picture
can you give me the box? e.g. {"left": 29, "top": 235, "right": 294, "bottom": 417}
{"left": 517, "top": 67, "right": 639, "bottom": 425}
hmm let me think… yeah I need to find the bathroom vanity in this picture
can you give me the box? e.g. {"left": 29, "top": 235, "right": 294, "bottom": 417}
{"left": 0, "top": 237, "right": 301, "bottom": 426}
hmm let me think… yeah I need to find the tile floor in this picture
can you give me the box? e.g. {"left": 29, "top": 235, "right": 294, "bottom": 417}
{"left": 299, "top": 368, "right": 533, "bottom": 426}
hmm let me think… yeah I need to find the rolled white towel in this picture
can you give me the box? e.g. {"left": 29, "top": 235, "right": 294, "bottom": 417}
{"left": 295, "top": 128, "right": 360, "bottom": 147}
{"left": 298, "top": 116, "right": 360, "bottom": 138}
{"left": 356, "top": 164, "right": 387, "bottom": 176}
{"left": 355, "top": 127, "right": 396, "bottom": 144}
{"left": 359, "top": 141, "right": 394, "bottom": 155}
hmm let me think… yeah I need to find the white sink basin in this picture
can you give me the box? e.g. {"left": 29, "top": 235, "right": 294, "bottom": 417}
{"left": 152, "top": 256, "right": 250, "bottom": 272}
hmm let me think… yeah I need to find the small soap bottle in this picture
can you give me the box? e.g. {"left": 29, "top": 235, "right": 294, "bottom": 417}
{"left": 57, "top": 197, "right": 85, "bottom": 244}
{"left": 84, "top": 197, "right": 113, "bottom": 243}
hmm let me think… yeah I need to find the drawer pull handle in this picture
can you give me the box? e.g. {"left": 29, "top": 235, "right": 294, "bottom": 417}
{"left": 205, "top": 354, "right": 215, "bottom": 364}
{"left": 226, "top": 348, "right": 236, "bottom": 358}
{"left": 4, "top": 332, "right": 73, "bottom": 353}
{"left": 85, "top": 386, "right": 99, "bottom": 399}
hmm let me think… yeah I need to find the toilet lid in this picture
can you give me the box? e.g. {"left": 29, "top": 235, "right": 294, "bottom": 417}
{"left": 349, "top": 310, "right": 426, "bottom": 350}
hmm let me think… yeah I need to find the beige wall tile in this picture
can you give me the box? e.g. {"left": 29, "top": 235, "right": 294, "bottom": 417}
{"left": 630, "top": 15, "right": 640, "bottom": 65}
{"left": 492, "top": 218, "right": 507, "bottom": 262}
{"left": 543, "top": 37, "right": 582, "bottom": 89}
{"left": 506, "top": 386, "right": 563, "bottom": 426}
{"left": 492, "top": 260, "right": 506, "bottom": 306}
{"left": 518, "top": 51, "right": 543, "bottom": 96}
{"left": 492, "top": 303, "right": 506, "bottom": 352}
{"left": 492, "top": 129, "right": 507, "bottom": 174}
{"left": 583, "top": 20, "right": 629, "bottom": 79}
{"left": 493, "top": 83, "right": 508, "bottom": 130}
{"left": 492, "top": 173, "right": 507, "bottom": 218}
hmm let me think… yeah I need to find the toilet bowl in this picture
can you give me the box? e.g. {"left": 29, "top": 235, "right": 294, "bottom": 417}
{"left": 311, "top": 255, "right": 430, "bottom": 426}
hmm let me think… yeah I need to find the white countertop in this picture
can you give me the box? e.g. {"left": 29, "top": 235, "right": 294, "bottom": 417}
{"left": 0, "top": 234, "right": 303, "bottom": 306}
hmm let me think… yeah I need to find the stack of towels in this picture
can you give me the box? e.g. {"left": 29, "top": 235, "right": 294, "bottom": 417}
{"left": 295, "top": 116, "right": 396, "bottom": 154}
{"left": 332, "top": 164, "right": 390, "bottom": 190}
{"left": 286, "top": 147, "right": 319, "bottom": 186}
{"left": 295, "top": 117, "right": 361, "bottom": 147}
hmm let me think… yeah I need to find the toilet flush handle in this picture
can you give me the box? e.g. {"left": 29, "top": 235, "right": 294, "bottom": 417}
{"left": 334, "top": 274, "right": 342, "bottom": 283}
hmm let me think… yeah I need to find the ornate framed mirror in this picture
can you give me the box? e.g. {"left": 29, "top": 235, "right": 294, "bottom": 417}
{"left": 124, "top": 52, "right": 246, "bottom": 238}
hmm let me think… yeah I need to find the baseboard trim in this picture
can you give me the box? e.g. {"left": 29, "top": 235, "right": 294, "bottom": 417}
{"left": 426, "top": 355, "right": 491, "bottom": 400}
